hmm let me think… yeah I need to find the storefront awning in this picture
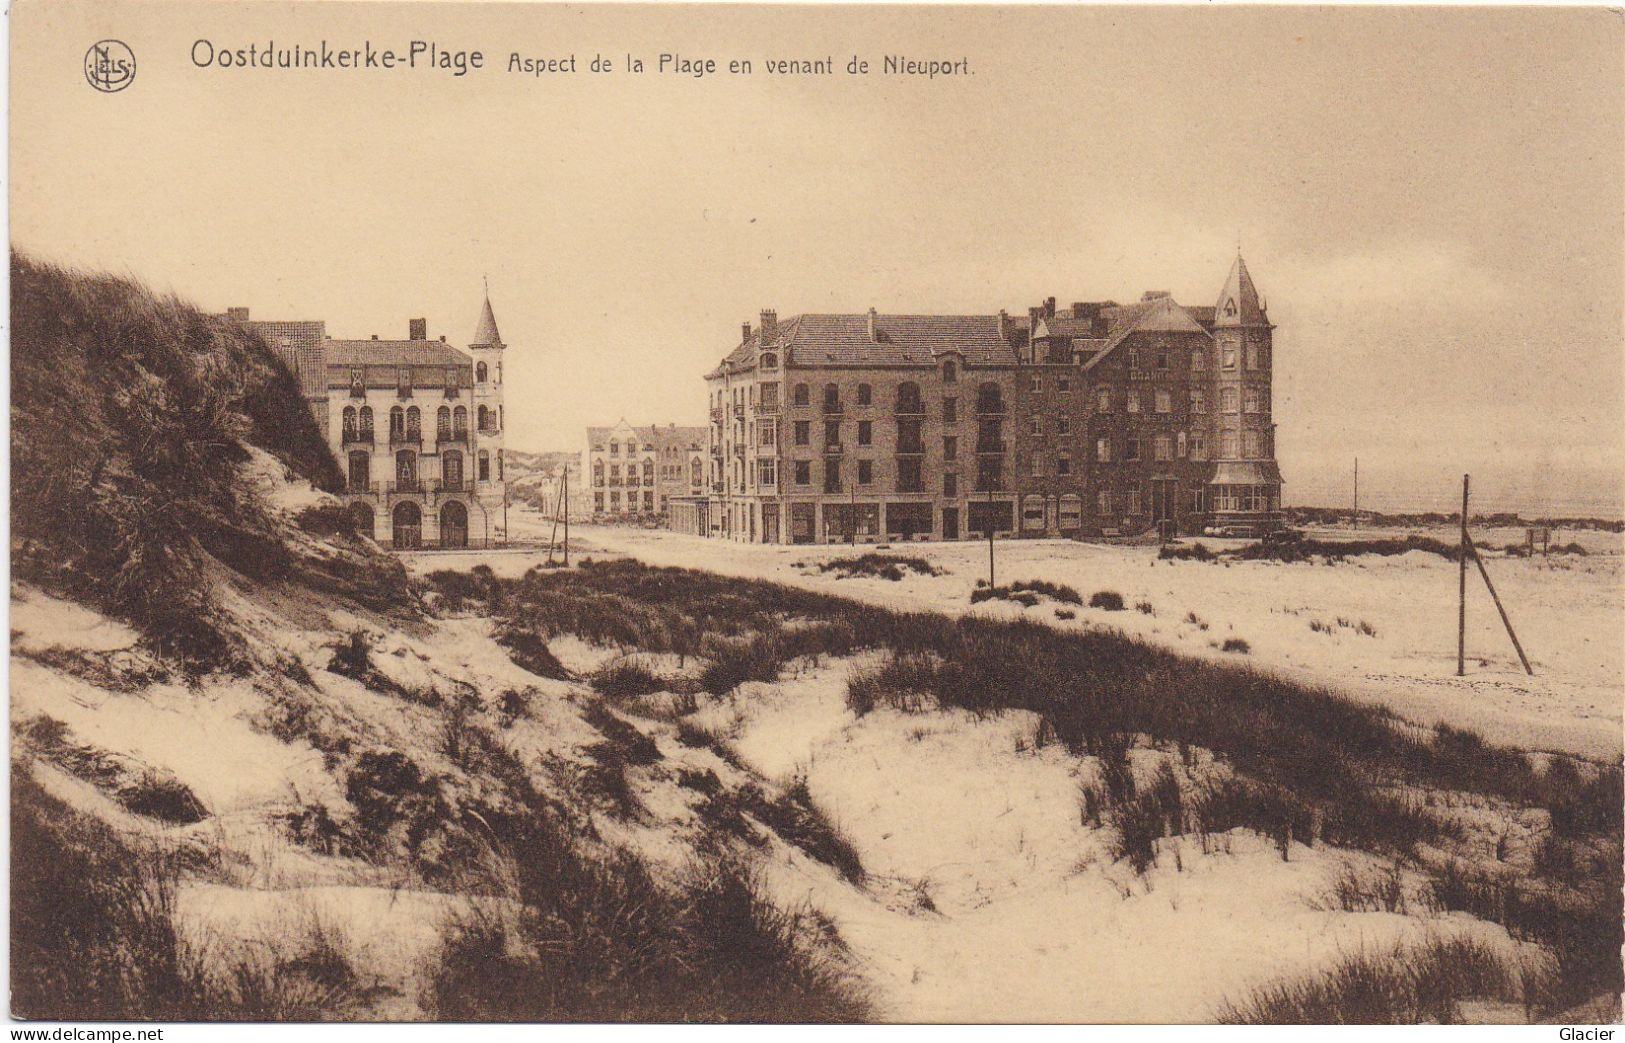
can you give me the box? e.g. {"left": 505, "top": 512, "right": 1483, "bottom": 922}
{"left": 1210, "top": 461, "right": 1283, "bottom": 485}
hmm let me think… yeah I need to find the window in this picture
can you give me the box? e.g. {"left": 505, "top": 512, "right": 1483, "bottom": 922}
{"left": 479, "top": 451, "right": 491, "bottom": 482}
{"left": 944, "top": 472, "right": 958, "bottom": 496}
{"left": 976, "top": 382, "right": 1004, "bottom": 414}
{"left": 1190, "top": 433, "right": 1207, "bottom": 461}
{"left": 437, "top": 406, "right": 451, "bottom": 439}
{"left": 823, "top": 384, "right": 841, "bottom": 413}
{"left": 609, "top": 464, "right": 621, "bottom": 486}
{"left": 594, "top": 493, "right": 605, "bottom": 511}
{"left": 760, "top": 383, "right": 779, "bottom": 411}
{"left": 857, "top": 382, "right": 872, "bottom": 406}
{"left": 1058, "top": 455, "right": 1071, "bottom": 475}
{"left": 359, "top": 406, "right": 373, "bottom": 440}
{"left": 1154, "top": 434, "right": 1172, "bottom": 461}
{"left": 1125, "top": 435, "right": 1140, "bottom": 461}
{"left": 1157, "top": 351, "right": 1169, "bottom": 371}
{"left": 1029, "top": 454, "right": 1044, "bottom": 477}
{"left": 896, "top": 417, "right": 925, "bottom": 454}
{"left": 1058, "top": 416, "right": 1071, "bottom": 435}
{"left": 1192, "top": 348, "right": 1207, "bottom": 371}
{"left": 1221, "top": 388, "right": 1239, "bottom": 413}
{"left": 406, "top": 406, "right": 421, "bottom": 439}
{"left": 793, "top": 383, "right": 809, "bottom": 406}
{"left": 824, "top": 419, "right": 841, "bottom": 448}
{"left": 1190, "top": 389, "right": 1206, "bottom": 414}
{"left": 794, "top": 460, "right": 811, "bottom": 485}
{"left": 976, "top": 418, "right": 1003, "bottom": 453}
{"left": 943, "top": 359, "right": 958, "bottom": 383}
{"left": 1097, "top": 387, "right": 1111, "bottom": 413}
{"left": 1096, "top": 437, "right": 1112, "bottom": 462}
{"left": 1023, "top": 494, "right": 1045, "bottom": 531}
{"left": 342, "top": 406, "right": 358, "bottom": 441}
{"left": 896, "top": 382, "right": 923, "bottom": 414}
{"left": 824, "top": 458, "right": 842, "bottom": 493}
{"left": 1128, "top": 390, "right": 1141, "bottom": 414}
{"left": 1244, "top": 388, "right": 1260, "bottom": 413}
{"left": 1223, "top": 345, "right": 1237, "bottom": 370}
{"left": 1128, "top": 349, "right": 1140, "bottom": 371}
{"left": 593, "top": 462, "right": 605, "bottom": 486}
{"left": 476, "top": 361, "right": 488, "bottom": 382}
{"left": 794, "top": 420, "right": 811, "bottom": 446}
{"left": 1155, "top": 390, "right": 1172, "bottom": 414}
{"left": 390, "top": 406, "right": 406, "bottom": 440}
{"left": 858, "top": 459, "right": 873, "bottom": 485}
{"left": 1243, "top": 429, "right": 1261, "bottom": 457}
{"left": 758, "top": 419, "right": 777, "bottom": 446}
{"left": 943, "top": 435, "right": 958, "bottom": 461}
{"left": 1246, "top": 343, "right": 1259, "bottom": 370}
{"left": 975, "top": 456, "right": 1002, "bottom": 492}
{"left": 857, "top": 420, "right": 873, "bottom": 446}
{"left": 1028, "top": 374, "right": 1041, "bottom": 392}
{"left": 758, "top": 459, "right": 777, "bottom": 486}
{"left": 1177, "top": 431, "right": 1187, "bottom": 458}
{"left": 1127, "top": 484, "right": 1143, "bottom": 515}
{"left": 1029, "top": 416, "right": 1042, "bottom": 437}
{"left": 1060, "top": 494, "right": 1082, "bottom": 528}
{"left": 1097, "top": 489, "right": 1112, "bottom": 516}
{"left": 1221, "top": 430, "right": 1239, "bottom": 457}
{"left": 1058, "top": 377, "right": 1071, "bottom": 394}
{"left": 943, "top": 398, "right": 958, "bottom": 423}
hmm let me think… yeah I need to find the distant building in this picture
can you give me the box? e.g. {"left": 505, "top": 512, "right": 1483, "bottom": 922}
{"left": 585, "top": 420, "right": 708, "bottom": 520}
{"left": 225, "top": 291, "right": 510, "bottom": 549}
{"left": 702, "top": 254, "right": 1281, "bottom": 543}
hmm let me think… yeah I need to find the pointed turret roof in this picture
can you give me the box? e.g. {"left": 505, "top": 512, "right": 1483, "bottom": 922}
{"left": 471, "top": 292, "right": 503, "bottom": 346}
{"left": 1214, "top": 253, "right": 1267, "bottom": 327}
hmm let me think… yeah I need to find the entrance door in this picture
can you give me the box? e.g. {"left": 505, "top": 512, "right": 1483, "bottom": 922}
{"left": 439, "top": 500, "right": 468, "bottom": 549}
{"left": 442, "top": 451, "right": 464, "bottom": 492}
{"left": 1151, "top": 480, "right": 1178, "bottom": 525}
{"left": 392, "top": 501, "right": 422, "bottom": 550}
{"left": 942, "top": 507, "right": 960, "bottom": 540}
{"left": 347, "top": 451, "right": 370, "bottom": 492}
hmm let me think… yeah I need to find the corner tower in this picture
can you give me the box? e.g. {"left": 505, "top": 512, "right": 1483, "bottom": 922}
{"left": 468, "top": 288, "right": 507, "bottom": 528}
{"left": 1207, "top": 253, "right": 1283, "bottom": 532}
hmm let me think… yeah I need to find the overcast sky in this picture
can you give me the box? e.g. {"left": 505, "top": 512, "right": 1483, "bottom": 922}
{"left": 13, "top": 2, "right": 1623, "bottom": 514}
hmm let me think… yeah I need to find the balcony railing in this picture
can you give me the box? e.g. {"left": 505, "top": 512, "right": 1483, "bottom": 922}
{"left": 341, "top": 431, "right": 375, "bottom": 448}
{"left": 345, "top": 481, "right": 378, "bottom": 497}
{"left": 823, "top": 404, "right": 844, "bottom": 415}
{"left": 387, "top": 479, "right": 425, "bottom": 496}
{"left": 435, "top": 431, "right": 469, "bottom": 447}
{"left": 443, "top": 387, "right": 460, "bottom": 399}
{"left": 390, "top": 432, "right": 422, "bottom": 448}
{"left": 434, "top": 478, "right": 474, "bottom": 496}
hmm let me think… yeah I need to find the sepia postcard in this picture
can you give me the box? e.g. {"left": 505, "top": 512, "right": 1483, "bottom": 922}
{"left": 7, "top": 0, "right": 1623, "bottom": 1029}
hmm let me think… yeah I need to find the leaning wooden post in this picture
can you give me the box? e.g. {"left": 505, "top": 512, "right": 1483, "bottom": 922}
{"left": 1467, "top": 535, "right": 1535, "bottom": 676}
{"left": 1458, "top": 474, "right": 1469, "bottom": 676}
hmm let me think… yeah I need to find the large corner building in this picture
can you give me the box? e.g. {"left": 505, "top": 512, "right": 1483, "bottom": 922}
{"left": 702, "top": 254, "right": 1281, "bottom": 543}
{"left": 225, "top": 292, "right": 509, "bottom": 549}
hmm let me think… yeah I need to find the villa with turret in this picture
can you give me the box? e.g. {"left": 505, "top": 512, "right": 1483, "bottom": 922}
{"left": 701, "top": 254, "right": 1281, "bottom": 543}
{"left": 225, "top": 291, "right": 509, "bottom": 549}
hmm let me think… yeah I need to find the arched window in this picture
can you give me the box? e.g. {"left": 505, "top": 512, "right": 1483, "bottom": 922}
{"left": 437, "top": 406, "right": 451, "bottom": 440}
{"left": 389, "top": 406, "right": 406, "bottom": 440}
{"left": 342, "top": 406, "right": 358, "bottom": 441}
{"left": 691, "top": 457, "right": 703, "bottom": 485}
{"left": 823, "top": 384, "right": 841, "bottom": 413}
{"left": 895, "top": 381, "right": 922, "bottom": 414}
{"left": 479, "top": 450, "right": 491, "bottom": 482}
{"left": 792, "top": 383, "right": 809, "bottom": 407}
{"left": 976, "top": 382, "right": 1004, "bottom": 414}
{"left": 442, "top": 450, "right": 464, "bottom": 489}
{"left": 476, "top": 361, "right": 488, "bottom": 383}
{"left": 406, "top": 406, "right": 421, "bottom": 439}
{"left": 1191, "top": 348, "right": 1207, "bottom": 371}
{"left": 358, "top": 406, "right": 374, "bottom": 441}
{"left": 943, "top": 359, "right": 957, "bottom": 383}
{"left": 761, "top": 352, "right": 778, "bottom": 369}
{"left": 478, "top": 405, "right": 491, "bottom": 431}
{"left": 453, "top": 405, "right": 467, "bottom": 437}
{"left": 857, "top": 383, "right": 872, "bottom": 406}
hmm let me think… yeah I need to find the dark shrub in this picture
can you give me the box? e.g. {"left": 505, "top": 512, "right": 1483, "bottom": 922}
{"left": 1089, "top": 590, "right": 1126, "bottom": 611}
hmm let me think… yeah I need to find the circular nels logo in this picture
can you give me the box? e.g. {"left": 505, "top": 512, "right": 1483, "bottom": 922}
{"left": 85, "top": 40, "right": 136, "bottom": 92}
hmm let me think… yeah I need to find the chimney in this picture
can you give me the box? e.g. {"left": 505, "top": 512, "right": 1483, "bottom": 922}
{"left": 1045, "top": 297, "right": 1056, "bottom": 318}
{"left": 226, "top": 307, "right": 250, "bottom": 322}
{"left": 409, "top": 318, "right": 427, "bottom": 341}
{"left": 742, "top": 321, "right": 753, "bottom": 342}
{"left": 997, "top": 309, "right": 1008, "bottom": 337}
{"left": 371, "top": 334, "right": 379, "bottom": 340}
{"left": 1071, "top": 302, "right": 1088, "bottom": 315}
{"left": 760, "top": 310, "right": 778, "bottom": 341}
{"left": 867, "top": 307, "right": 878, "bottom": 341}
{"left": 440, "top": 335, "right": 446, "bottom": 342}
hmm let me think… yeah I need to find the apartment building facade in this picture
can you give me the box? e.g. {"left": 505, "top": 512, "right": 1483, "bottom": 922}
{"left": 703, "top": 254, "right": 1282, "bottom": 543}
{"left": 586, "top": 420, "right": 708, "bottom": 519}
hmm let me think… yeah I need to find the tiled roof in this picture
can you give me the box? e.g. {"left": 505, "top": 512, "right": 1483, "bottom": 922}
{"left": 1083, "top": 295, "right": 1211, "bottom": 372}
{"left": 1214, "top": 254, "right": 1267, "bottom": 327}
{"left": 588, "top": 424, "right": 708, "bottom": 450}
{"left": 712, "top": 312, "right": 1013, "bottom": 376}
{"left": 326, "top": 339, "right": 472, "bottom": 368}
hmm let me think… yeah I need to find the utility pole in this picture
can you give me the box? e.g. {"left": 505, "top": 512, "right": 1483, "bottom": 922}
{"left": 850, "top": 474, "right": 857, "bottom": 547}
{"left": 986, "top": 484, "right": 997, "bottom": 589}
{"left": 1352, "top": 457, "right": 1359, "bottom": 529}
{"left": 1457, "top": 474, "right": 1469, "bottom": 676}
{"left": 563, "top": 468, "right": 570, "bottom": 567}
